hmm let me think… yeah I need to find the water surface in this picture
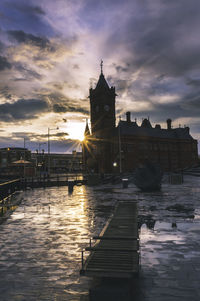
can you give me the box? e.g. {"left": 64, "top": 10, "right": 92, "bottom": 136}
{"left": 0, "top": 176, "right": 200, "bottom": 300}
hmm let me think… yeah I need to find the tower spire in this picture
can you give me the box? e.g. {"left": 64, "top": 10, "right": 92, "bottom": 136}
{"left": 100, "top": 59, "right": 103, "bottom": 74}
{"left": 84, "top": 118, "right": 90, "bottom": 137}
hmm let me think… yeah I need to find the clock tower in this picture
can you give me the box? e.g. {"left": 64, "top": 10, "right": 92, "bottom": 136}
{"left": 89, "top": 61, "right": 116, "bottom": 137}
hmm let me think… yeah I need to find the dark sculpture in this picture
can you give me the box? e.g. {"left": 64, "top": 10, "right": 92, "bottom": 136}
{"left": 134, "top": 161, "right": 163, "bottom": 191}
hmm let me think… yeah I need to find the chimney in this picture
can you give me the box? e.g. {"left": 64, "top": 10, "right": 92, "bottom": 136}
{"left": 155, "top": 124, "right": 161, "bottom": 129}
{"left": 126, "top": 111, "right": 131, "bottom": 123}
{"left": 167, "top": 118, "right": 172, "bottom": 130}
{"left": 185, "top": 126, "right": 190, "bottom": 134}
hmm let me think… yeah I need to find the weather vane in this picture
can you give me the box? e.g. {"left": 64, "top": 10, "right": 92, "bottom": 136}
{"left": 100, "top": 59, "right": 103, "bottom": 74}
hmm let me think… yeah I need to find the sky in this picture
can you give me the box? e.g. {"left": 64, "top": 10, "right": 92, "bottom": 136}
{"left": 0, "top": 0, "right": 200, "bottom": 153}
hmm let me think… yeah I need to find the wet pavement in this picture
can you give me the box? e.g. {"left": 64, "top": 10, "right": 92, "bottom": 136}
{"left": 0, "top": 175, "right": 200, "bottom": 300}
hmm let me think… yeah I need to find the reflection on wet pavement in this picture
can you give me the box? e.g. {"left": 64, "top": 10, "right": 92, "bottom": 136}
{"left": 0, "top": 176, "right": 200, "bottom": 300}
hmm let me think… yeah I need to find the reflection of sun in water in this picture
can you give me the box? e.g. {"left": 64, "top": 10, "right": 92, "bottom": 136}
{"left": 68, "top": 121, "right": 85, "bottom": 141}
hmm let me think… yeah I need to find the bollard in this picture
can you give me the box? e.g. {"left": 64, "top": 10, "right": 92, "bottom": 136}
{"left": 68, "top": 180, "right": 74, "bottom": 193}
{"left": 122, "top": 178, "right": 129, "bottom": 188}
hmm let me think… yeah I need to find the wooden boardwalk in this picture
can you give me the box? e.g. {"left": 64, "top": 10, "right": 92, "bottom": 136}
{"left": 80, "top": 201, "right": 139, "bottom": 278}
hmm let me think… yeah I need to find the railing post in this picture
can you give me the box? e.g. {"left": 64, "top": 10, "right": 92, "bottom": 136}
{"left": 89, "top": 238, "right": 92, "bottom": 248}
{"left": 81, "top": 250, "right": 84, "bottom": 269}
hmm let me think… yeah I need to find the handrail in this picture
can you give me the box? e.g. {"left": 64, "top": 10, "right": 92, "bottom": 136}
{"left": 85, "top": 247, "right": 139, "bottom": 252}
{"left": 0, "top": 179, "right": 20, "bottom": 187}
{"left": 93, "top": 236, "right": 139, "bottom": 240}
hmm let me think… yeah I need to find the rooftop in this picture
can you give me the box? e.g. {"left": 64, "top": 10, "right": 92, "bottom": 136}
{"left": 117, "top": 118, "right": 193, "bottom": 140}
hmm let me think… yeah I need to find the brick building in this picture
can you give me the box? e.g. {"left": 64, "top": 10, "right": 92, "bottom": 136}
{"left": 82, "top": 66, "right": 198, "bottom": 173}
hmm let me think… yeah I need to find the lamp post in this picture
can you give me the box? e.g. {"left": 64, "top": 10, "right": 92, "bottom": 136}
{"left": 23, "top": 137, "right": 28, "bottom": 178}
{"left": 37, "top": 142, "right": 46, "bottom": 176}
{"left": 118, "top": 118, "right": 122, "bottom": 173}
{"left": 47, "top": 127, "right": 59, "bottom": 176}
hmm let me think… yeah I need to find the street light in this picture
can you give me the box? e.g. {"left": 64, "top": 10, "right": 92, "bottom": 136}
{"left": 36, "top": 142, "right": 46, "bottom": 176}
{"left": 24, "top": 137, "right": 28, "bottom": 178}
{"left": 118, "top": 118, "right": 122, "bottom": 173}
{"left": 48, "top": 127, "right": 59, "bottom": 176}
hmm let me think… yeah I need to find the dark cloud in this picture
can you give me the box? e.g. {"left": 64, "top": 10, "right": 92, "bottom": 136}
{"left": 12, "top": 131, "right": 68, "bottom": 140}
{"left": 7, "top": 30, "right": 52, "bottom": 50}
{"left": 1, "top": 0, "right": 52, "bottom": 37}
{"left": 0, "top": 41, "right": 5, "bottom": 51}
{"left": 181, "top": 93, "right": 200, "bottom": 113}
{"left": 12, "top": 62, "right": 42, "bottom": 80}
{"left": 53, "top": 104, "right": 67, "bottom": 113}
{"left": 48, "top": 92, "right": 89, "bottom": 115}
{"left": 53, "top": 103, "right": 88, "bottom": 115}
{"left": 107, "top": 76, "right": 131, "bottom": 93}
{"left": 78, "top": 0, "right": 124, "bottom": 31}
{"left": 125, "top": 94, "right": 200, "bottom": 126}
{"left": 0, "top": 86, "right": 12, "bottom": 99}
{"left": 68, "top": 105, "right": 89, "bottom": 114}
{"left": 5, "top": 131, "right": 79, "bottom": 153}
{"left": 114, "top": 64, "right": 129, "bottom": 74}
{"left": 105, "top": 0, "right": 200, "bottom": 78}
{"left": 0, "top": 98, "right": 49, "bottom": 122}
{"left": 0, "top": 56, "right": 11, "bottom": 71}
{"left": 186, "top": 78, "right": 200, "bottom": 87}
{"left": 50, "top": 82, "right": 65, "bottom": 90}
{"left": 54, "top": 132, "right": 69, "bottom": 137}
{"left": 73, "top": 64, "right": 79, "bottom": 69}
{"left": 11, "top": 3, "right": 45, "bottom": 16}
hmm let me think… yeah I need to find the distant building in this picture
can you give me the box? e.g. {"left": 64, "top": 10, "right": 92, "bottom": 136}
{"left": 0, "top": 147, "right": 31, "bottom": 167}
{"left": 82, "top": 67, "right": 198, "bottom": 173}
{"left": 0, "top": 147, "right": 34, "bottom": 177}
{"left": 0, "top": 148, "right": 83, "bottom": 178}
{"left": 32, "top": 150, "right": 82, "bottom": 174}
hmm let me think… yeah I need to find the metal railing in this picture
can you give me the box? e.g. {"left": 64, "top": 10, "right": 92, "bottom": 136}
{"left": 0, "top": 179, "right": 21, "bottom": 202}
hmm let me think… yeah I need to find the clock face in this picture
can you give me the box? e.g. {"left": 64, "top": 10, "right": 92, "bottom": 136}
{"left": 95, "top": 105, "right": 99, "bottom": 112}
{"left": 104, "top": 105, "right": 110, "bottom": 112}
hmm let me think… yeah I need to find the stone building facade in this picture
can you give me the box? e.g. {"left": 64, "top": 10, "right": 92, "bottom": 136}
{"left": 82, "top": 69, "right": 198, "bottom": 173}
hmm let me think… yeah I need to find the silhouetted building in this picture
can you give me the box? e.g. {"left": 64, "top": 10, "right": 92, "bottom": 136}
{"left": 0, "top": 147, "right": 34, "bottom": 178}
{"left": 0, "top": 147, "right": 31, "bottom": 167}
{"left": 32, "top": 150, "right": 82, "bottom": 174}
{"left": 82, "top": 65, "right": 198, "bottom": 173}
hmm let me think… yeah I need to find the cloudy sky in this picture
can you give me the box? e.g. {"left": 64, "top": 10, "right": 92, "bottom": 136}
{"left": 0, "top": 0, "right": 200, "bottom": 153}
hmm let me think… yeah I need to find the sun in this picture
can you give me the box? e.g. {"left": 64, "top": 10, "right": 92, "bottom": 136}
{"left": 67, "top": 121, "right": 85, "bottom": 141}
